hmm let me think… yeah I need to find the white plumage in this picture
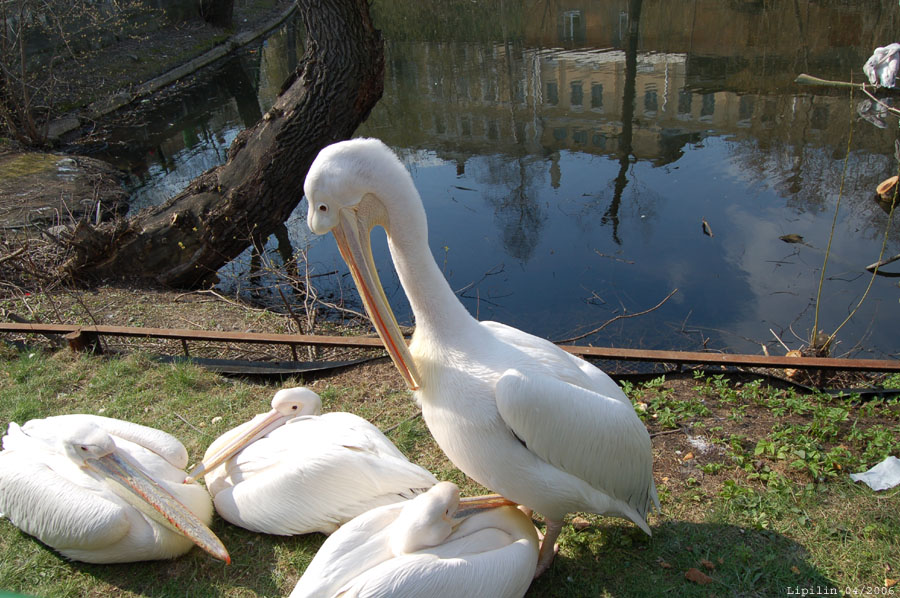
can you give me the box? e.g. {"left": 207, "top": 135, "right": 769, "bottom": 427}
{"left": 290, "top": 481, "right": 538, "bottom": 598}
{"left": 0, "top": 414, "right": 227, "bottom": 564}
{"left": 304, "top": 138, "right": 659, "bottom": 575}
{"left": 190, "top": 387, "right": 437, "bottom": 535}
{"left": 864, "top": 43, "right": 900, "bottom": 88}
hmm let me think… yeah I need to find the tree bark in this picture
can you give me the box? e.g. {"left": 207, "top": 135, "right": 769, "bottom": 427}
{"left": 63, "top": 0, "right": 384, "bottom": 288}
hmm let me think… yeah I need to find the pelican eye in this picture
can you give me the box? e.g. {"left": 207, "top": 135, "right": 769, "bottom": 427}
{"left": 318, "top": 204, "right": 328, "bottom": 212}
{"left": 292, "top": 405, "right": 298, "bottom": 410}
{"left": 80, "top": 445, "right": 88, "bottom": 451}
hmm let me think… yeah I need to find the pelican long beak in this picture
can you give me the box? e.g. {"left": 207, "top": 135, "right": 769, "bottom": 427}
{"left": 332, "top": 205, "right": 421, "bottom": 390}
{"left": 86, "top": 451, "right": 231, "bottom": 564}
{"left": 186, "top": 409, "right": 284, "bottom": 483}
{"left": 454, "top": 494, "right": 518, "bottom": 520}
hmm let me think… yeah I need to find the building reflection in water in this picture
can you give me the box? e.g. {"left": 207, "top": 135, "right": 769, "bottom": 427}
{"left": 97, "top": 0, "right": 900, "bottom": 359}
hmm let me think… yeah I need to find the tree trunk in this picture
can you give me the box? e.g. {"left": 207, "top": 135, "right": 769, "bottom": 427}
{"left": 199, "top": 0, "right": 235, "bottom": 29}
{"left": 63, "top": 0, "right": 384, "bottom": 288}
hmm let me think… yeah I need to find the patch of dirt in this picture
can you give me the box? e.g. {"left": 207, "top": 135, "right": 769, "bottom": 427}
{"left": 0, "top": 283, "right": 383, "bottom": 365}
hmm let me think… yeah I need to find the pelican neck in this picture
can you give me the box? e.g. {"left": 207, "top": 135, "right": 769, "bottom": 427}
{"left": 382, "top": 195, "right": 476, "bottom": 340}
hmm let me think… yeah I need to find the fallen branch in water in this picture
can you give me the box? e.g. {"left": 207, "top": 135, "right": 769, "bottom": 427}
{"left": 794, "top": 74, "right": 866, "bottom": 89}
{"left": 554, "top": 288, "right": 679, "bottom": 344}
{"left": 795, "top": 74, "right": 900, "bottom": 117}
{"left": 866, "top": 253, "right": 900, "bottom": 277}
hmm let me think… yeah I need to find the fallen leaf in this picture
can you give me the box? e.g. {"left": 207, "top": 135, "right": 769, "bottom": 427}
{"left": 700, "top": 558, "right": 715, "bottom": 571}
{"left": 685, "top": 568, "right": 713, "bottom": 585}
{"left": 683, "top": 452, "right": 695, "bottom": 461}
{"left": 791, "top": 566, "right": 801, "bottom": 575}
{"left": 886, "top": 579, "right": 898, "bottom": 588}
{"left": 779, "top": 233, "right": 804, "bottom": 244}
{"left": 658, "top": 559, "right": 673, "bottom": 569}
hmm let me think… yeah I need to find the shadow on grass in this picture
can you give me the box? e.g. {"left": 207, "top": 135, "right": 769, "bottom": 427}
{"left": 69, "top": 520, "right": 326, "bottom": 598}
{"left": 2, "top": 515, "right": 835, "bottom": 597}
{"left": 527, "top": 520, "right": 835, "bottom": 597}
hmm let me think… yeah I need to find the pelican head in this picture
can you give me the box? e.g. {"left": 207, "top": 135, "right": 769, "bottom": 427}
{"left": 186, "top": 387, "right": 321, "bottom": 482}
{"left": 271, "top": 386, "right": 322, "bottom": 417}
{"left": 305, "top": 138, "right": 422, "bottom": 390}
{"left": 60, "top": 423, "right": 230, "bottom": 563}
{"left": 390, "top": 481, "right": 517, "bottom": 555}
{"left": 389, "top": 481, "right": 459, "bottom": 555}
{"left": 61, "top": 424, "right": 118, "bottom": 466}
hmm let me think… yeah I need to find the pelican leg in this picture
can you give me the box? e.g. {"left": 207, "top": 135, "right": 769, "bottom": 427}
{"left": 534, "top": 518, "right": 563, "bottom": 578}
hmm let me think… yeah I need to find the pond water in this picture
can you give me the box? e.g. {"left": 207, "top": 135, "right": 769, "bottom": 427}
{"left": 86, "top": 0, "right": 900, "bottom": 360}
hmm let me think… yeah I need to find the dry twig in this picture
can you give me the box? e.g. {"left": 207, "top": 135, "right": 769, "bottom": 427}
{"left": 554, "top": 288, "right": 679, "bottom": 344}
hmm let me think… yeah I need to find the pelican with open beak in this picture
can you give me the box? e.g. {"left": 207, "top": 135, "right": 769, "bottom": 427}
{"left": 0, "top": 414, "right": 229, "bottom": 564}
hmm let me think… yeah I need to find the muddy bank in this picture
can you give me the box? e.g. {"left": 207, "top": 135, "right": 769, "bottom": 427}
{"left": 0, "top": 151, "right": 129, "bottom": 230}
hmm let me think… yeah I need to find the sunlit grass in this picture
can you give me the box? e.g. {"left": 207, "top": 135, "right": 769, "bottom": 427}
{"left": 0, "top": 348, "right": 897, "bottom": 597}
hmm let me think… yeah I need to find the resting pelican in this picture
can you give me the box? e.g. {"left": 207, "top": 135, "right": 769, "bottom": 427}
{"left": 290, "top": 481, "right": 538, "bottom": 598}
{"left": 187, "top": 387, "right": 437, "bottom": 535}
{"left": 0, "top": 414, "right": 229, "bottom": 564}
{"left": 304, "top": 138, "right": 659, "bottom": 575}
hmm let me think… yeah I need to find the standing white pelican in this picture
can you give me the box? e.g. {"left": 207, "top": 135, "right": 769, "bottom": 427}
{"left": 187, "top": 387, "right": 437, "bottom": 535}
{"left": 0, "top": 414, "right": 229, "bottom": 564}
{"left": 290, "top": 481, "right": 538, "bottom": 598}
{"left": 304, "top": 138, "right": 659, "bottom": 575}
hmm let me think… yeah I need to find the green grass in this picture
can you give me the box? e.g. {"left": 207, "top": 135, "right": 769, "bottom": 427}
{"left": 0, "top": 347, "right": 898, "bottom": 597}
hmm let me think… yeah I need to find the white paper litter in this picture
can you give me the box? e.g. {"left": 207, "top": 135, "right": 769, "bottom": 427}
{"left": 849, "top": 456, "right": 900, "bottom": 491}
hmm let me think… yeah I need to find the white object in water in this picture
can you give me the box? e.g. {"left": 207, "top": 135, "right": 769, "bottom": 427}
{"left": 863, "top": 43, "right": 900, "bottom": 88}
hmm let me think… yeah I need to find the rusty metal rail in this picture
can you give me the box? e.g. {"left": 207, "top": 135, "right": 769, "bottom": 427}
{"left": 561, "top": 345, "right": 900, "bottom": 371}
{"left": 2, "top": 322, "right": 898, "bottom": 372}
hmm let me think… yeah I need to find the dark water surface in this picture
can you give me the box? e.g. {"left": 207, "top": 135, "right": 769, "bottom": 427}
{"left": 88, "top": 1, "right": 900, "bottom": 360}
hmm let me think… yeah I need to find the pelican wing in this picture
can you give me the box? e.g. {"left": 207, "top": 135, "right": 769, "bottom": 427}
{"left": 22, "top": 414, "right": 189, "bottom": 469}
{"left": 290, "top": 503, "right": 405, "bottom": 598}
{"left": 0, "top": 451, "right": 129, "bottom": 551}
{"left": 332, "top": 525, "right": 536, "bottom": 598}
{"left": 213, "top": 435, "right": 435, "bottom": 535}
{"left": 317, "top": 412, "right": 412, "bottom": 461}
{"left": 494, "top": 368, "right": 658, "bottom": 523}
{"left": 481, "top": 321, "right": 629, "bottom": 403}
